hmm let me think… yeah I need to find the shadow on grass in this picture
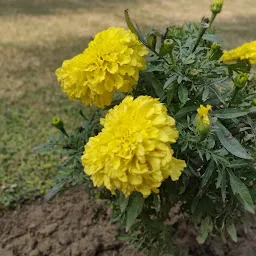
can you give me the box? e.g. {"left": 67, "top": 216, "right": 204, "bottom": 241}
{"left": 0, "top": 0, "right": 141, "bottom": 16}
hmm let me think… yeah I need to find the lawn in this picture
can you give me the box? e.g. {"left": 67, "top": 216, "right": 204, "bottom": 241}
{"left": 0, "top": 0, "right": 256, "bottom": 208}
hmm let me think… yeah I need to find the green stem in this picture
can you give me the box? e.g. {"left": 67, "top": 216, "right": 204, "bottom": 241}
{"left": 150, "top": 48, "right": 170, "bottom": 65}
{"left": 209, "top": 13, "right": 217, "bottom": 28}
{"left": 192, "top": 21, "right": 209, "bottom": 52}
{"left": 169, "top": 54, "right": 175, "bottom": 65}
{"left": 229, "top": 87, "right": 240, "bottom": 105}
{"left": 60, "top": 128, "right": 69, "bottom": 137}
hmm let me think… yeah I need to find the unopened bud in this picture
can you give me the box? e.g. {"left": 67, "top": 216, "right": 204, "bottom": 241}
{"left": 234, "top": 73, "right": 248, "bottom": 88}
{"left": 147, "top": 33, "right": 157, "bottom": 51}
{"left": 196, "top": 118, "right": 211, "bottom": 135}
{"left": 163, "top": 39, "right": 174, "bottom": 53}
{"left": 52, "top": 117, "right": 64, "bottom": 130}
{"left": 196, "top": 105, "right": 212, "bottom": 135}
{"left": 211, "top": 0, "right": 223, "bottom": 14}
{"left": 252, "top": 98, "right": 256, "bottom": 106}
{"left": 51, "top": 117, "right": 69, "bottom": 137}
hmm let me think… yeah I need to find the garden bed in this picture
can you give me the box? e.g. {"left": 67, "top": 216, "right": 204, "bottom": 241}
{"left": 0, "top": 187, "right": 255, "bottom": 256}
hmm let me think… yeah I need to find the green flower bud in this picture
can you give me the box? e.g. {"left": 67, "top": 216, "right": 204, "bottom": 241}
{"left": 51, "top": 117, "right": 64, "bottom": 130}
{"left": 211, "top": 0, "right": 223, "bottom": 14}
{"left": 234, "top": 73, "right": 249, "bottom": 88}
{"left": 52, "top": 117, "right": 69, "bottom": 137}
{"left": 163, "top": 39, "right": 174, "bottom": 53}
{"left": 252, "top": 98, "right": 256, "bottom": 106}
{"left": 196, "top": 117, "right": 211, "bottom": 135}
{"left": 147, "top": 33, "right": 157, "bottom": 51}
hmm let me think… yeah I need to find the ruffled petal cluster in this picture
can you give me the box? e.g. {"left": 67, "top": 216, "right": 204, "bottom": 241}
{"left": 81, "top": 96, "right": 186, "bottom": 197}
{"left": 56, "top": 27, "right": 148, "bottom": 108}
{"left": 219, "top": 41, "right": 256, "bottom": 64}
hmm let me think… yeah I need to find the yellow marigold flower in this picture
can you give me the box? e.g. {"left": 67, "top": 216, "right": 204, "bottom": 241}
{"left": 81, "top": 96, "right": 186, "bottom": 197}
{"left": 56, "top": 27, "right": 148, "bottom": 108}
{"left": 219, "top": 41, "right": 256, "bottom": 64}
{"left": 197, "top": 105, "right": 212, "bottom": 125}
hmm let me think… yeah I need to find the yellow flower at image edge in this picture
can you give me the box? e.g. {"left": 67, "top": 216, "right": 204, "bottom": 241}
{"left": 219, "top": 41, "right": 256, "bottom": 64}
{"left": 56, "top": 27, "right": 148, "bottom": 108}
{"left": 81, "top": 96, "right": 186, "bottom": 197}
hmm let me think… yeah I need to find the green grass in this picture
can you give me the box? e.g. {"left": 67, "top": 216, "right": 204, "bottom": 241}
{"left": 0, "top": 0, "right": 255, "bottom": 208}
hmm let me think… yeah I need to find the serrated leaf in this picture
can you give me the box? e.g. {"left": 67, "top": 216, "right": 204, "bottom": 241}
{"left": 126, "top": 193, "right": 144, "bottom": 230}
{"left": 226, "top": 222, "right": 237, "bottom": 242}
{"left": 213, "top": 109, "right": 249, "bottom": 119}
{"left": 229, "top": 172, "right": 255, "bottom": 214}
{"left": 215, "top": 121, "right": 253, "bottom": 160}
{"left": 178, "top": 84, "right": 188, "bottom": 105}
{"left": 202, "top": 160, "right": 215, "bottom": 187}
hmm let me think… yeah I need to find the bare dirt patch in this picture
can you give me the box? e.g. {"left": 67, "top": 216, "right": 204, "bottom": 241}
{"left": 0, "top": 186, "right": 256, "bottom": 256}
{"left": 0, "top": 187, "right": 141, "bottom": 256}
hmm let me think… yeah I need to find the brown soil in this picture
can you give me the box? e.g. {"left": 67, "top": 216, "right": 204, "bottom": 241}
{"left": 0, "top": 186, "right": 256, "bottom": 256}
{"left": 0, "top": 187, "right": 141, "bottom": 256}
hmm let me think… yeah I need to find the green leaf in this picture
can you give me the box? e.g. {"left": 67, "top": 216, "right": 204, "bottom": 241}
{"left": 202, "top": 34, "right": 222, "bottom": 43}
{"left": 229, "top": 172, "right": 255, "bottom": 214}
{"left": 196, "top": 216, "right": 213, "bottom": 244}
{"left": 178, "top": 84, "right": 188, "bottom": 105}
{"left": 213, "top": 109, "right": 249, "bottom": 119}
{"left": 175, "top": 105, "right": 197, "bottom": 119}
{"left": 152, "top": 78, "right": 165, "bottom": 100}
{"left": 250, "top": 187, "right": 256, "bottom": 201}
{"left": 216, "top": 169, "right": 222, "bottom": 189}
{"left": 167, "top": 86, "right": 176, "bottom": 106}
{"left": 163, "top": 75, "right": 177, "bottom": 89}
{"left": 226, "top": 222, "right": 238, "bottom": 242}
{"left": 202, "top": 87, "right": 210, "bottom": 102}
{"left": 124, "top": 10, "right": 147, "bottom": 45}
{"left": 119, "top": 193, "right": 129, "bottom": 213}
{"left": 177, "top": 75, "right": 183, "bottom": 84}
{"left": 143, "top": 65, "right": 164, "bottom": 73}
{"left": 221, "top": 169, "right": 227, "bottom": 202}
{"left": 126, "top": 192, "right": 144, "bottom": 230}
{"left": 215, "top": 121, "right": 253, "bottom": 160}
{"left": 202, "top": 160, "right": 215, "bottom": 187}
{"left": 124, "top": 9, "right": 137, "bottom": 35}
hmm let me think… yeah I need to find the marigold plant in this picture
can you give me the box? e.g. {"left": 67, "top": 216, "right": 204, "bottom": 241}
{"left": 42, "top": 1, "right": 256, "bottom": 255}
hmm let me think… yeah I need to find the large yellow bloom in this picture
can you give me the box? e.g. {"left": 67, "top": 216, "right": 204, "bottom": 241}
{"left": 56, "top": 27, "right": 148, "bottom": 108}
{"left": 81, "top": 96, "right": 186, "bottom": 197}
{"left": 219, "top": 41, "right": 256, "bottom": 64}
